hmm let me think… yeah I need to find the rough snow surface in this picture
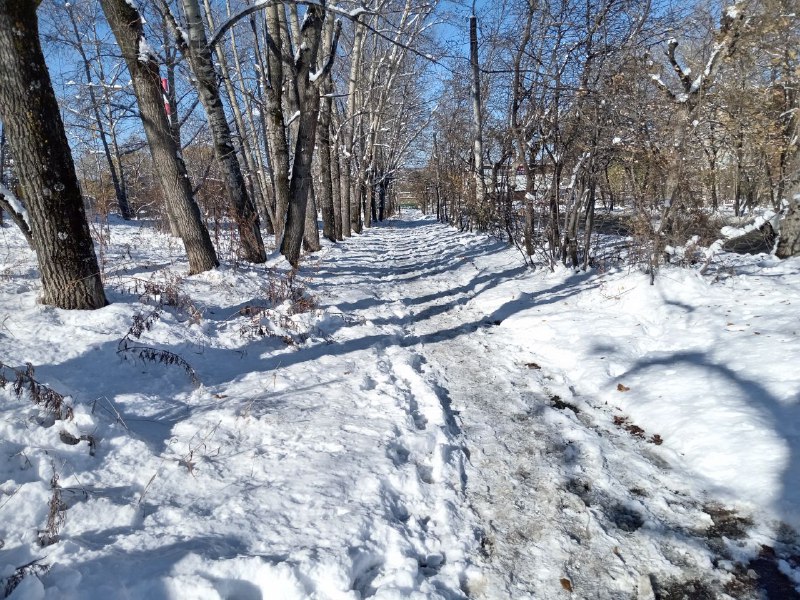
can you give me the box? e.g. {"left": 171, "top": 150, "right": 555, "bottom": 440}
{"left": 1, "top": 211, "right": 799, "bottom": 598}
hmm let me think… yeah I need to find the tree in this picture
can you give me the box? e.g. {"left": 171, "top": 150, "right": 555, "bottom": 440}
{"left": 317, "top": 15, "right": 338, "bottom": 242}
{"left": 278, "top": 3, "right": 340, "bottom": 266}
{"left": 55, "top": 0, "right": 134, "bottom": 220}
{"left": 469, "top": 12, "right": 486, "bottom": 217}
{"left": 161, "top": 0, "right": 267, "bottom": 263}
{"left": 99, "top": 0, "right": 218, "bottom": 275}
{"left": 200, "top": 0, "right": 276, "bottom": 237}
{"left": 776, "top": 200, "right": 800, "bottom": 257}
{"left": 0, "top": 0, "right": 107, "bottom": 309}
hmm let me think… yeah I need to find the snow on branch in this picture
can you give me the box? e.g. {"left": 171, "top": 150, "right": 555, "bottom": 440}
{"left": 208, "top": 1, "right": 438, "bottom": 69}
{"left": 0, "top": 184, "right": 34, "bottom": 247}
{"left": 209, "top": 1, "right": 372, "bottom": 51}
{"left": 651, "top": 2, "right": 746, "bottom": 107}
{"left": 311, "top": 19, "right": 342, "bottom": 85}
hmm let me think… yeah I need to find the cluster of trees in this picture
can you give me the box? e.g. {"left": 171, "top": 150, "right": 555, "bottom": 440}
{"left": 0, "top": 0, "right": 798, "bottom": 311}
{"left": 413, "top": 0, "right": 799, "bottom": 272}
{"left": 0, "top": 0, "right": 434, "bottom": 309}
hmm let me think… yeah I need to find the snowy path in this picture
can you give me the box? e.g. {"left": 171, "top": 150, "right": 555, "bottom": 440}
{"left": 315, "top": 213, "right": 800, "bottom": 599}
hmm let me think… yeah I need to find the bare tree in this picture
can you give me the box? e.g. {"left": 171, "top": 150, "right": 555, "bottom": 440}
{"left": 59, "top": 1, "right": 133, "bottom": 220}
{"left": 0, "top": 0, "right": 107, "bottom": 309}
{"left": 278, "top": 4, "right": 340, "bottom": 266}
{"left": 469, "top": 11, "right": 487, "bottom": 215}
{"left": 161, "top": 0, "right": 267, "bottom": 263}
{"left": 99, "top": 0, "right": 218, "bottom": 274}
{"left": 317, "top": 15, "right": 338, "bottom": 242}
{"left": 203, "top": 0, "right": 275, "bottom": 236}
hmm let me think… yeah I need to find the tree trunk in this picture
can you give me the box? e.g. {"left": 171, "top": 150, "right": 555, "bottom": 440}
{"left": 0, "top": 123, "right": 6, "bottom": 188}
{"left": 100, "top": 0, "right": 218, "bottom": 274}
{"left": 469, "top": 14, "right": 487, "bottom": 212}
{"left": 0, "top": 1, "right": 107, "bottom": 309}
{"left": 239, "top": 13, "right": 277, "bottom": 236}
{"left": 279, "top": 4, "right": 325, "bottom": 266}
{"left": 331, "top": 121, "right": 343, "bottom": 240}
{"left": 0, "top": 187, "right": 34, "bottom": 248}
{"left": 331, "top": 101, "right": 349, "bottom": 238}
{"left": 777, "top": 198, "right": 800, "bottom": 258}
{"left": 207, "top": 0, "right": 275, "bottom": 236}
{"left": 303, "top": 185, "right": 321, "bottom": 251}
{"left": 346, "top": 16, "right": 366, "bottom": 235}
{"left": 264, "top": 4, "right": 291, "bottom": 245}
{"left": 317, "top": 17, "right": 337, "bottom": 242}
{"left": 158, "top": 15, "right": 183, "bottom": 237}
{"left": 378, "top": 178, "right": 387, "bottom": 221}
{"left": 582, "top": 181, "right": 596, "bottom": 270}
{"left": 178, "top": 0, "right": 266, "bottom": 263}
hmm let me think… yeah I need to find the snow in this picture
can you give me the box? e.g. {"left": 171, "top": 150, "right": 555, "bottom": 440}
{"left": 720, "top": 209, "right": 778, "bottom": 239}
{"left": 0, "top": 184, "right": 29, "bottom": 225}
{"left": 137, "top": 38, "right": 155, "bottom": 64}
{"left": 1, "top": 211, "right": 799, "bottom": 597}
{"left": 176, "top": 27, "right": 189, "bottom": 48}
{"left": 726, "top": 3, "right": 742, "bottom": 19}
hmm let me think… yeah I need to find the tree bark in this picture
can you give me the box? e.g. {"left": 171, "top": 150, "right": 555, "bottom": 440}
{"left": 317, "top": 16, "right": 337, "bottom": 242}
{"left": 345, "top": 15, "right": 366, "bottom": 235}
{"left": 275, "top": 5, "right": 340, "bottom": 266}
{"left": 469, "top": 14, "right": 487, "bottom": 213}
{"left": 279, "top": 5, "right": 326, "bottom": 266}
{"left": 264, "top": 4, "right": 291, "bottom": 245}
{"left": 331, "top": 136, "right": 343, "bottom": 240}
{"left": 0, "top": 188, "right": 34, "bottom": 248}
{"left": 332, "top": 104, "right": 349, "bottom": 238}
{"left": 303, "top": 185, "right": 321, "bottom": 251}
{"left": 510, "top": 3, "right": 535, "bottom": 256}
{"left": 0, "top": 0, "right": 107, "bottom": 309}
{"left": 100, "top": 0, "right": 218, "bottom": 274}
{"left": 777, "top": 198, "right": 800, "bottom": 258}
{"left": 207, "top": 0, "right": 275, "bottom": 236}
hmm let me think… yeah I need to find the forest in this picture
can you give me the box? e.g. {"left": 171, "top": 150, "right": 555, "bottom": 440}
{"left": 0, "top": 0, "right": 798, "bottom": 306}
{"left": 0, "top": 0, "right": 799, "bottom": 598}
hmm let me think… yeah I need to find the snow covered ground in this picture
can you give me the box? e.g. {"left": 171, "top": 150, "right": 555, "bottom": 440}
{"left": 1, "top": 210, "right": 799, "bottom": 599}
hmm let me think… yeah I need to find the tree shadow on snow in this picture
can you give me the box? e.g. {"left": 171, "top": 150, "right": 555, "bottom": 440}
{"left": 623, "top": 351, "right": 800, "bottom": 537}
{"left": 43, "top": 535, "right": 289, "bottom": 599}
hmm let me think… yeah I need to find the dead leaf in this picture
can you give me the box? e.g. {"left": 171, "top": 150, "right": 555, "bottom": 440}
{"left": 525, "top": 362, "right": 541, "bottom": 370}
{"left": 617, "top": 383, "right": 630, "bottom": 392}
{"left": 560, "top": 578, "right": 573, "bottom": 592}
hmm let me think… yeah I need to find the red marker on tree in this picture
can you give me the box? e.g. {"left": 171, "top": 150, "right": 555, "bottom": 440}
{"left": 161, "top": 77, "right": 171, "bottom": 117}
